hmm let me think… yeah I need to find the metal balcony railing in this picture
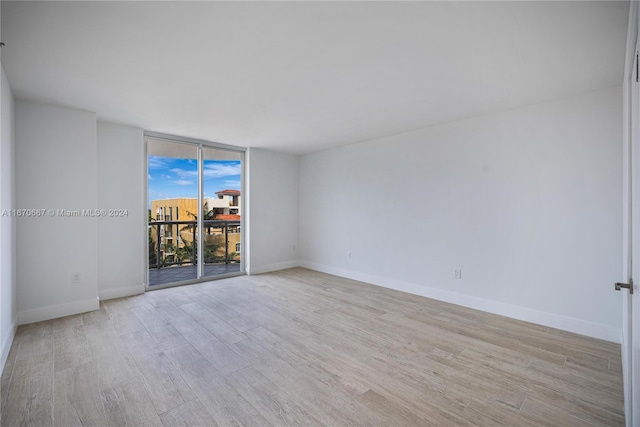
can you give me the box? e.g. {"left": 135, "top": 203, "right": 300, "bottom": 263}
{"left": 148, "top": 220, "right": 241, "bottom": 269}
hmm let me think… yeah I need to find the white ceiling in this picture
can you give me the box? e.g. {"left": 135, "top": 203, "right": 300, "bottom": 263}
{"left": 1, "top": 1, "right": 629, "bottom": 154}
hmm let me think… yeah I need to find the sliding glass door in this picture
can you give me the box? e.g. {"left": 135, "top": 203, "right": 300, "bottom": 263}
{"left": 146, "top": 135, "right": 243, "bottom": 288}
{"left": 201, "top": 146, "right": 242, "bottom": 280}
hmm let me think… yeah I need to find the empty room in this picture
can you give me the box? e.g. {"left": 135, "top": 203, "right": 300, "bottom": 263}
{"left": 1, "top": 1, "right": 639, "bottom": 426}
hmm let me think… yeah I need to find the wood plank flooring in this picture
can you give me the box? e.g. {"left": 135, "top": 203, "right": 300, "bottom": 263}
{"left": 0, "top": 268, "right": 624, "bottom": 426}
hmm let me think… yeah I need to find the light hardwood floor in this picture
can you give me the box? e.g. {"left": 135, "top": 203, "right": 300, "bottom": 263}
{"left": 0, "top": 268, "right": 624, "bottom": 426}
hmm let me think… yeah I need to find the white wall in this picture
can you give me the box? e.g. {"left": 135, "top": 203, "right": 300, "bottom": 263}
{"left": 0, "top": 65, "right": 17, "bottom": 373}
{"left": 247, "top": 148, "right": 299, "bottom": 274}
{"left": 299, "top": 86, "right": 623, "bottom": 342}
{"left": 15, "top": 101, "right": 99, "bottom": 324}
{"left": 97, "top": 121, "right": 145, "bottom": 300}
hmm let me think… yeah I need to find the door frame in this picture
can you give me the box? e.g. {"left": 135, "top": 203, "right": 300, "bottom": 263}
{"left": 143, "top": 131, "right": 246, "bottom": 290}
{"left": 622, "top": 1, "right": 639, "bottom": 425}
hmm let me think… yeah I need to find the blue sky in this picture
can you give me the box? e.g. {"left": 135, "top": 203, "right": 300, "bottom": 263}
{"left": 148, "top": 156, "right": 241, "bottom": 203}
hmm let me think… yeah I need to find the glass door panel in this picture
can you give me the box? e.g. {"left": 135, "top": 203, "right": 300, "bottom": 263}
{"left": 147, "top": 138, "right": 198, "bottom": 286}
{"left": 201, "top": 146, "right": 242, "bottom": 279}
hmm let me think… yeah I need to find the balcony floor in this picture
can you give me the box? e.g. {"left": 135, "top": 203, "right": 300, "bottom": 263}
{"left": 148, "top": 263, "right": 242, "bottom": 287}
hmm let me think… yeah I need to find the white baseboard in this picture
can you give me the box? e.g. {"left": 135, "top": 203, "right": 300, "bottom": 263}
{"left": 300, "top": 261, "right": 620, "bottom": 343}
{"left": 1, "top": 320, "right": 17, "bottom": 375}
{"left": 18, "top": 297, "right": 100, "bottom": 325}
{"left": 98, "top": 284, "right": 145, "bottom": 301}
{"left": 248, "top": 260, "right": 300, "bottom": 275}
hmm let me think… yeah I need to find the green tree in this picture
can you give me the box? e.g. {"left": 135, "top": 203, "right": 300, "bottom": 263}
{"left": 181, "top": 201, "right": 217, "bottom": 234}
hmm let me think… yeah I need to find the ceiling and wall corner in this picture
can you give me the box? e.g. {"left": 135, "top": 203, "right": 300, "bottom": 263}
{"left": 0, "top": 1, "right": 629, "bottom": 154}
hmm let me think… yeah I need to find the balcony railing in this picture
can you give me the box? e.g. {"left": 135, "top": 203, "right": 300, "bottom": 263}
{"left": 148, "top": 220, "right": 240, "bottom": 270}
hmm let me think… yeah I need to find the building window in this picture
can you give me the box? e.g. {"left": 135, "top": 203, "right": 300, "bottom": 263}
{"left": 235, "top": 242, "right": 241, "bottom": 253}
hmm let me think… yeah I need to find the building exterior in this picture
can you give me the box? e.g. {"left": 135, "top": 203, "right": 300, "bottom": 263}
{"left": 209, "top": 189, "right": 241, "bottom": 216}
{"left": 149, "top": 191, "right": 241, "bottom": 266}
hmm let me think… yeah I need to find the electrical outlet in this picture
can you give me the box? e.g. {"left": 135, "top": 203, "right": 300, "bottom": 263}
{"left": 72, "top": 273, "right": 80, "bottom": 283}
{"left": 454, "top": 269, "right": 462, "bottom": 279}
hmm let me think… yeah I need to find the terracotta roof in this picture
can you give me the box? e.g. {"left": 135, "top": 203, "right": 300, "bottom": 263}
{"left": 216, "top": 214, "right": 241, "bottom": 221}
{"left": 216, "top": 189, "right": 241, "bottom": 196}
